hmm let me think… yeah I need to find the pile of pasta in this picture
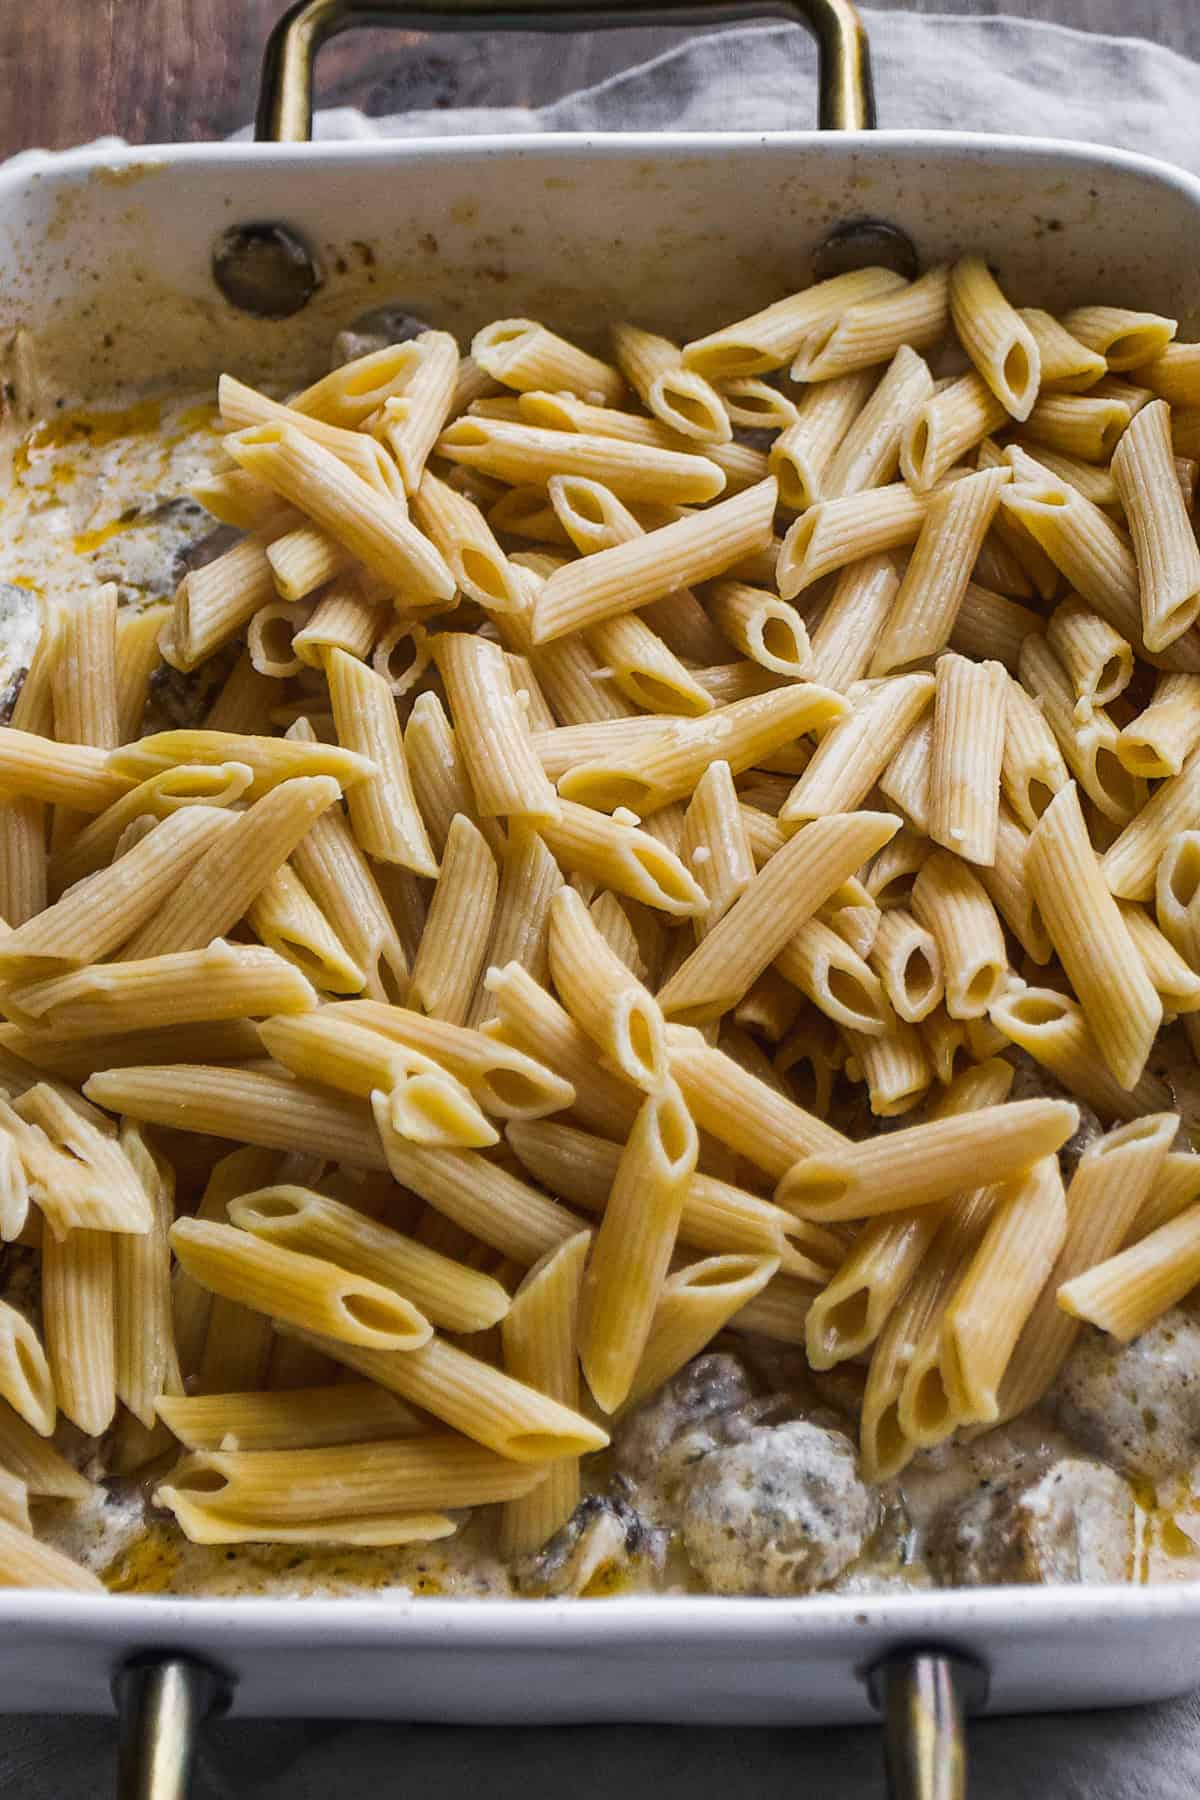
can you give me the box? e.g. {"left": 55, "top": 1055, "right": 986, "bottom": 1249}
{"left": 2, "top": 256, "right": 1200, "bottom": 1594}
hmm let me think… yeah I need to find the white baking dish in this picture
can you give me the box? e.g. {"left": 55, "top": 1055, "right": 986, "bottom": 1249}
{"left": 2, "top": 0, "right": 1200, "bottom": 1762}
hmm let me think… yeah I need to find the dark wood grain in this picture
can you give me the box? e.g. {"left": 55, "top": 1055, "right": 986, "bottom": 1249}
{"left": 1, "top": 0, "right": 1198, "bottom": 162}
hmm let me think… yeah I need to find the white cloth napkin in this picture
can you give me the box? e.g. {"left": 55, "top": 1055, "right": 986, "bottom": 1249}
{"left": 9, "top": 9, "right": 1200, "bottom": 1793}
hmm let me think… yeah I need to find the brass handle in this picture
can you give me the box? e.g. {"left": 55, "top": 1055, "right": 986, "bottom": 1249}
{"left": 867, "top": 1649, "right": 990, "bottom": 1800}
{"left": 254, "top": 0, "right": 875, "bottom": 142}
{"left": 113, "top": 1655, "right": 232, "bottom": 1800}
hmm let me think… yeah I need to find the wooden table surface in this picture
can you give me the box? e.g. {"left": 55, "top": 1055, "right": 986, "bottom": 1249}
{"left": 2, "top": 0, "right": 1198, "bottom": 162}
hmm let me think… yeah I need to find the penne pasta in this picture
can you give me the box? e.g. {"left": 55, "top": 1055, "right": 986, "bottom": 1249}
{"left": 928, "top": 652, "right": 1007, "bottom": 865}
{"left": 500, "top": 1230, "right": 591, "bottom": 1556}
{"left": 777, "top": 1096, "right": 1078, "bottom": 1222}
{"left": 611, "top": 322, "right": 729, "bottom": 443}
{"left": 1112, "top": 399, "right": 1200, "bottom": 653}
{"left": 949, "top": 254, "right": 1041, "bottom": 419}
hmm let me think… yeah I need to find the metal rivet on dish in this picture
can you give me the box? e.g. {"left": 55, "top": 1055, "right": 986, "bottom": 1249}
{"left": 211, "top": 222, "right": 322, "bottom": 318}
{"left": 813, "top": 219, "right": 920, "bottom": 284}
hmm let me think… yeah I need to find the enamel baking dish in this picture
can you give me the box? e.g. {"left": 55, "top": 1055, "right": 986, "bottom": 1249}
{"left": 3, "top": 0, "right": 1200, "bottom": 1786}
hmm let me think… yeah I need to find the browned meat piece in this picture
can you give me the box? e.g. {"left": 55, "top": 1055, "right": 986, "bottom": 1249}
{"left": 612, "top": 1353, "right": 765, "bottom": 1519}
{"left": 681, "top": 1420, "right": 877, "bottom": 1595}
{"left": 1053, "top": 1309, "right": 1200, "bottom": 1480}
{"left": 928, "top": 1457, "right": 1134, "bottom": 1586}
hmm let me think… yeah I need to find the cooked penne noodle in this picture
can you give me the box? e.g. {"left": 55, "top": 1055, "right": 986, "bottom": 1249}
{"left": 1061, "top": 304, "right": 1176, "bottom": 370}
{"left": 548, "top": 883, "right": 667, "bottom": 1089}
{"left": 412, "top": 467, "right": 523, "bottom": 612}
{"left": 265, "top": 522, "right": 347, "bottom": 602}
{"left": 0, "top": 727, "right": 131, "bottom": 813}
{"left": 1001, "top": 676, "right": 1069, "bottom": 830}
{"left": 157, "top": 1382, "right": 425, "bottom": 1451}
{"left": 780, "top": 675, "right": 934, "bottom": 823}
{"left": 1118, "top": 672, "right": 1200, "bottom": 778}
{"left": 657, "top": 811, "right": 899, "bottom": 1025}
{"left": 537, "top": 799, "right": 706, "bottom": 918}
{"left": 500, "top": 1231, "right": 591, "bottom": 1556}
{"left": 877, "top": 714, "right": 933, "bottom": 835}
{"left": 777, "top": 1096, "right": 1078, "bottom": 1222}
{"left": 113, "top": 599, "right": 170, "bottom": 743}
{"left": 1028, "top": 782, "right": 1162, "bottom": 1088}
{"left": 928, "top": 652, "right": 1006, "bottom": 865}
{"left": 483, "top": 961, "right": 640, "bottom": 1140}
{"left": 157, "top": 1495, "right": 454, "bottom": 1548}
{"left": 42, "top": 1225, "right": 114, "bottom": 1437}
{"left": 220, "top": 374, "right": 409, "bottom": 500}
{"left": 50, "top": 760, "right": 254, "bottom": 892}
{"left": 901, "top": 373, "right": 1008, "bottom": 490}
{"left": 435, "top": 632, "right": 560, "bottom": 824}
{"left": 777, "top": 483, "right": 927, "bottom": 599}
{"left": 871, "top": 468, "right": 1011, "bottom": 673}
{"left": 1018, "top": 633, "right": 1145, "bottom": 824}
{"left": 160, "top": 1434, "right": 544, "bottom": 1527}
{"left": 717, "top": 378, "right": 797, "bottom": 431}
{"left": 769, "top": 370, "right": 876, "bottom": 510}
{"left": 823, "top": 344, "right": 935, "bottom": 496}
{"left": 994, "top": 1114, "right": 1175, "bottom": 1418}
{"left": 1101, "top": 743, "right": 1200, "bottom": 900}
{"left": 229, "top": 1185, "right": 509, "bottom": 1334}
{"left": 227, "top": 423, "right": 454, "bottom": 601}
{"left": 288, "top": 776, "right": 410, "bottom": 1005}
{"left": 291, "top": 577, "right": 384, "bottom": 667}
{"left": 681, "top": 267, "right": 906, "bottom": 379}
{"left": 805, "top": 1058, "right": 1012, "bottom": 1371}
{"left": 975, "top": 801, "right": 1052, "bottom": 963}
{"left": 407, "top": 815, "right": 498, "bottom": 1025}
{"left": 1057, "top": 1202, "right": 1200, "bottom": 1342}
{"left": 84, "top": 1063, "right": 388, "bottom": 1168}
{"left": 365, "top": 333, "right": 460, "bottom": 491}
{"left": 1120, "top": 900, "right": 1200, "bottom": 1011}
{"left": 869, "top": 906, "right": 944, "bottom": 1024}
{"left": 113, "top": 1123, "right": 181, "bottom": 1430}
{"left": 325, "top": 647, "right": 437, "bottom": 874}
{"left": 246, "top": 865, "right": 365, "bottom": 995}
{"left": 170, "top": 1217, "right": 432, "bottom": 1351}
{"left": 5, "top": 940, "right": 315, "bottom": 1039}
{"left": 1001, "top": 469, "right": 1200, "bottom": 673}
{"left": 949, "top": 254, "right": 1040, "bottom": 419}
{"left": 0, "top": 798, "right": 45, "bottom": 931}
{"left": 677, "top": 760, "right": 755, "bottom": 939}
{"left": 1155, "top": 829, "right": 1200, "bottom": 966}
{"left": 990, "top": 984, "right": 1170, "bottom": 1123}
{"left": 579, "top": 1082, "right": 698, "bottom": 1412}
{"left": 933, "top": 1155, "right": 1067, "bottom": 1427}
{"left": 1045, "top": 595, "right": 1133, "bottom": 717}
{"left": 706, "top": 581, "right": 812, "bottom": 678}
{"left": 1021, "top": 391, "right": 1131, "bottom": 461}
{"left": 0, "top": 806, "right": 234, "bottom": 985}
{"left": 628, "top": 1252, "right": 779, "bottom": 1406}
{"left": 326, "top": 1001, "right": 573, "bottom": 1120}
{"left": 669, "top": 1034, "right": 846, "bottom": 1173}
{"left": 506, "top": 1116, "right": 830, "bottom": 1277}
{"left": 190, "top": 464, "right": 281, "bottom": 527}
{"left": 203, "top": 651, "right": 278, "bottom": 734}
{"left": 0, "top": 1302, "right": 54, "bottom": 1437}
{"left": 108, "top": 727, "right": 372, "bottom": 798}
{"left": 473, "top": 319, "right": 623, "bottom": 407}
{"left": 586, "top": 610, "right": 713, "bottom": 717}
{"left": 532, "top": 479, "right": 777, "bottom": 640}
{"left": 118, "top": 776, "right": 340, "bottom": 960}
{"left": 552, "top": 683, "right": 844, "bottom": 817}
{"left": 806, "top": 555, "right": 900, "bottom": 691}
{"left": 0, "top": 1516, "right": 105, "bottom": 1591}
{"left": 789, "top": 267, "right": 950, "bottom": 382}
{"left": 373, "top": 1091, "right": 582, "bottom": 1265}
{"left": 611, "top": 323, "right": 729, "bottom": 443}
{"left": 777, "top": 917, "right": 892, "bottom": 1035}
{"left": 1132, "top": 1152, "right": 1200, "bottom": 1242}
{"left": 403, "top": 691, "right": 504, "bottom": 861}
{"left": 843, "top": 1015, "right": 933, "bottom": 1115}
{"left": 1113, "top": 399, "right": 1200, "bottom": 652}
{"left": 259, "top": 1009, "right": 496, "bottom": 1148}
{"left": 437, "top": 415, "right": 723, "bottom": 505}
{"left": 1016, "top": 308, "right": 1108, "bottom": 391}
